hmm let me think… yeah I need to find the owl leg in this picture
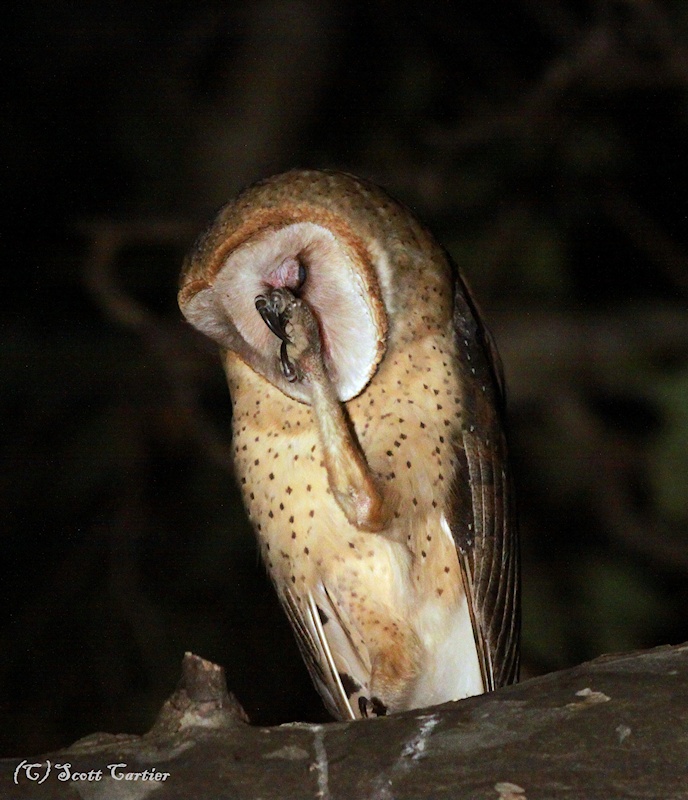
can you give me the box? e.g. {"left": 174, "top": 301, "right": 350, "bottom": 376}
{"left": 369, "top": 630, "right": 423, "bottom": 715}
{"left": 255, "top": 288, "right": 389, "bottom": 532}
{"left": 355, "top": 617, "right": 423, "bottom": 717}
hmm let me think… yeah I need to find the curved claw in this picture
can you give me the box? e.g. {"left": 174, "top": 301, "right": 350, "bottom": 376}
{"left": 358, "top": 695, "right": 388, "bottom": 718}
{"left": 280, "top": 341, "right": 298, "bottom": 382}
{"left": 255, "top": 294, "right": 290, "bottom": 343}
{"left": 256, "top": 290, "right": 300, "bottom": 381}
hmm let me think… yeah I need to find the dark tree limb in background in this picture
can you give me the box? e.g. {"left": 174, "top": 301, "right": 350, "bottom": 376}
{"left": 2, "top": 645, "right": 687, "bottom": 799}
{"left": 493, "top": 305, "right": 688, "bottom": 574}
{"left": 79, "top": 217, "right": 235, "bottom": 472}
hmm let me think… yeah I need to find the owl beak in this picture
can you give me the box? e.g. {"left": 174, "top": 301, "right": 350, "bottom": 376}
{"left": 255, "top": 293, "right": 299, "bottom": 382}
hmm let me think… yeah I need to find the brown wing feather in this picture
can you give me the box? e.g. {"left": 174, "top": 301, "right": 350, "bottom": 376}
{"left": 449, "top": 269, "right": 520, "bottom": 690}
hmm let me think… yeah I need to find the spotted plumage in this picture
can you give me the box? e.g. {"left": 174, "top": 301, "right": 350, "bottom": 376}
{"left": 179, "top": 169, "right": 519, "bottom": 719}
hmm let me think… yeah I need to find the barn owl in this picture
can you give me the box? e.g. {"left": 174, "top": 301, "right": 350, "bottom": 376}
{"left": 178, "top": 169, "right": 519, "bottom": 719}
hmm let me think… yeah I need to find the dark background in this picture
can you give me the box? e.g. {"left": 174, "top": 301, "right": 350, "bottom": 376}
{"left": 3, "top": 0, "right": 688, "bottom": 757}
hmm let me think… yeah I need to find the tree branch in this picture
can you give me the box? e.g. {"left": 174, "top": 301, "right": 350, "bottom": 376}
{"left": 2, "top": 645, "right": 686, "bottom": 798}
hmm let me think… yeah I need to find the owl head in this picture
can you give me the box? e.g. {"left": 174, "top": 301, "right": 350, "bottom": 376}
{"left": 178, "top": 169, "right": 450, "bottom": 403}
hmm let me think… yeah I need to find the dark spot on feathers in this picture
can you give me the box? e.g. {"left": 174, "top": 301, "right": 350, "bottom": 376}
{"left": 317, "top": 606, "right": 329, "bottom": 624}
{"left": 340, "top": 673, "right": 361, "bottom": 698}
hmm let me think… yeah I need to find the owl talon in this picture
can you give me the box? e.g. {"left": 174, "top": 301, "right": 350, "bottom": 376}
{"left": 358, "top": 695, "right": 388, "bottom": 718}
{"left": 280, "top": 340, "right": 299, "bottom": 382}
{"left": 255, "top": 293, "right": 290, "bottom": 343}
{"left": 256, "top": 290, "right": 300, "bottom": 380}
{"left": 256, "top": 288, "right": 321, "bottom": 383}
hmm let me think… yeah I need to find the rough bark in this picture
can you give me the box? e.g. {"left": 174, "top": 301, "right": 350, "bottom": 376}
{"left": 3, "top": 644, "right": 687, "bottom": 799}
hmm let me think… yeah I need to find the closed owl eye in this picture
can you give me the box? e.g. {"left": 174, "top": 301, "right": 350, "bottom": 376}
{"left": 264, "top": 255, "right": 307, "bottom": 293}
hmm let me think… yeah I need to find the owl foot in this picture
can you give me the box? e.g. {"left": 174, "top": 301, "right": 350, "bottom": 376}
{"left": 255, "top": 289, "right": 296, "bottom": 381}
{"left": 255, "top": 291, "right": 291, "bottom": 343}
{"left": 255, "top": 288, "right": 321, "bottom": 383}
{"left": 358, "top": 696, "right": 388, "bottom": 718}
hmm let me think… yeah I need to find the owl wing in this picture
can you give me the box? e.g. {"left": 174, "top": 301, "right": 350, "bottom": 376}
{"left": 448, "top": 271, "right": 520, "bottom": 691}
{"left": 279, "top": 583, "right": 371, "bottom": 720}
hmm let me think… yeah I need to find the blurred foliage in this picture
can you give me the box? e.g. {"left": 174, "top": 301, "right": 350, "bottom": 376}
{"left": 651, "top": 367, "right": 688, "bottom": 520}
{"left": 2, "top": 0, "right": 688, "bottom": 757}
